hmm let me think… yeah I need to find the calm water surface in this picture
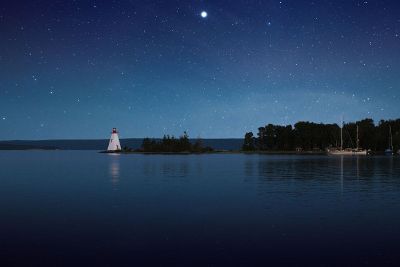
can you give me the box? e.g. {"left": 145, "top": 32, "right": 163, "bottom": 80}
{"left": 1, "top": 151, "right": 400, "bottom": 266}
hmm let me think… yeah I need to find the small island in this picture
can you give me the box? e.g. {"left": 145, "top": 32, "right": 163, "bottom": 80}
{"left": 104, "top": 131, "right": 214, "bottom": 154}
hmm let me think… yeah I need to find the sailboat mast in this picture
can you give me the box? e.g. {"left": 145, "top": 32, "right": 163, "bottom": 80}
{"left": 340, "top": 120, "right": 343, "bottom": 151}
{"left": 389, "top": 125, "right": 393, "bottom": 151}
{"left": 356, "top": 125, "right": 359, "bottom": 150}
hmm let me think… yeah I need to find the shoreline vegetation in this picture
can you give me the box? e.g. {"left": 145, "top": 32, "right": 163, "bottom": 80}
{"left": 117, "top": 131, "right": 215, "bottom": 153}
{"left": 104, "top": 118, "right": 399, "bottom": 154}
{"left": 102, "top": 150, "right": 394, "bottom": 155}
{"left": 1, "top": 118, "right": 398, "bottom": 154}
{"left": 242, "top": 118, "right": 399, "bottom": 153}
{"left": 102, "top": 150, "right": 327, "bottom": 155}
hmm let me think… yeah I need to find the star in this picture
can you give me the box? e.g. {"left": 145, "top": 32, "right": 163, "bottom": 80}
{"left": 0, "top": 0, "right": 398, "bottom": 140}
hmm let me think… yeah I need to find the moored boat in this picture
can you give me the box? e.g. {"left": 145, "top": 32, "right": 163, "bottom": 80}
{"left": 327, "top": 148, "right": 368, "bottom": 156}
{"left": 385, "top": 125, "right": 394, "bottom": 155}
{"left": 327, "top": 122, "right": 367, "bottom": 156}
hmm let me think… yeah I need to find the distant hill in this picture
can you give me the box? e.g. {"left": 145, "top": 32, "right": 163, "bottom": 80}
{"left": 0, "top": 143, "right": 58, "bottom": 150}
{"left": 0, "top": 138, "right": 243, "bottom": 151}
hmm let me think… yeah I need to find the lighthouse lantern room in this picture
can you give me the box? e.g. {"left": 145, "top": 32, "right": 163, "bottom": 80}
{"left": 107, "top": 128, "right": 121, "bottom": 151}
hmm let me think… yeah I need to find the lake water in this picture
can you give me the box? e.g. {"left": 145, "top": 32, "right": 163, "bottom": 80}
{"left": 1, "top": 151, "right": 400, "bottom": 266}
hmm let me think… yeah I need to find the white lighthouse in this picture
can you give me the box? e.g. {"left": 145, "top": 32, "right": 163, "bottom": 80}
{"left": 107, "top": 128, "right": 122, "bottom": 151}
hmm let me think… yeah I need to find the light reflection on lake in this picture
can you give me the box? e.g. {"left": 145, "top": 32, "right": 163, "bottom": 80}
{"left": 0, "top": 151, "right": 399, "bottom": 266}
{"left": 108, "top": 154, "right": 120, "bottom": 189}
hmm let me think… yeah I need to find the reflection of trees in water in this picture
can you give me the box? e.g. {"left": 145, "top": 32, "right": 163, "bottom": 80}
{"left": 244, "top": 156, "right": 258, "bottom": 182}
{"left": 362, "top": 156, "right": 400, "bottom": 183}
{"left": 143, "top": 160, "right": 158, "bottom": 177}
{"left": 255, "top": 156, "right": 400, "bottom": 191}
{"left": 257, "top": 157, "right": 334, "bottom": 182}
{"left": 161, "top": 160, "right": 189, "bottom": 178}
{"left": 142, "top": 156, "right": 198, "bottom": 180}
{"left": 252, "top": 156, "right": 400, "bottom": 219}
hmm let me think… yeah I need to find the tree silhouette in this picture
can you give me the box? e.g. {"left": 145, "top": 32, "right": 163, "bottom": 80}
{"left": 244, "top": 118, "right": 400, "bottom": 152}
{"left": 140, "top": 132, "right": 213, "bottom": 153}
{"left": 242, "top": 132, "right": 255, "bottom": 151}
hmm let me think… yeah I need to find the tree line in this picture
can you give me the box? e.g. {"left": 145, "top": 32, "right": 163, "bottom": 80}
{"left": 242, "top": 118, "right": 400, "bottom": 152}
{"left": 135, "top": 132, "right": 213, "bottom": 153}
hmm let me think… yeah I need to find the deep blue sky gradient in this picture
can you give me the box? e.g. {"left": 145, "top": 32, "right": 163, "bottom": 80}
{"left": 0, "top": 0, "right": 399, "bottom": 139}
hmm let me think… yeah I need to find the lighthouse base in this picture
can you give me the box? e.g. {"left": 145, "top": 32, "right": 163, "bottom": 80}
{"left": 100, "top": 150, "right": 122, "bottom": 153}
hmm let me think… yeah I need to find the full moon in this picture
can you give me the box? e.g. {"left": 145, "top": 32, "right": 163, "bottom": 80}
{"left": 201, "top": 11, "right": 207, "bottom": 18}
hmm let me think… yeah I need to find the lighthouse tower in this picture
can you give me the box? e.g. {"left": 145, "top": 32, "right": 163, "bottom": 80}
{"left": 107, "top": 128, "right": 121, "bottom": 151}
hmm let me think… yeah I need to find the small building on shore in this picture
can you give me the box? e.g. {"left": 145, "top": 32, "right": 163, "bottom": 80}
{"left": 107, "top": 128, "right": 121, "bottom": 151}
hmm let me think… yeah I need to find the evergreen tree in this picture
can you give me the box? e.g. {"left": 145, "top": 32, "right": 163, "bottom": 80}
{"left": 245, "top": 118, "right": 400, "bottom": 152}
{"left": 242, "top": 132, "right": 255, "bottom": 151}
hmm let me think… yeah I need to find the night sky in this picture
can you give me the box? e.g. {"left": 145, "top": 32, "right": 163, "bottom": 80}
{"left": 1, "top": 0, "right": 399, "bottom": 139}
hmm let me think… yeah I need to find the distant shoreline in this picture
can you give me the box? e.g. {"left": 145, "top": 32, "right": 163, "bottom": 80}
{"left": 100, "top": 150, "right": 327, "bottom": 155}
{"left": 100, "top": 150, "right": 397, "bottom": 155}
{"left": 0, "top": 138, "right": 243, "bottom": 151}
{"left": 0, "top": 148, "right": 395, "bottom": 155}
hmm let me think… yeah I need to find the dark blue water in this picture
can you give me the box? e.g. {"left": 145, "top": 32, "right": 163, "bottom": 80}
{"left": 1, "top": 151, "right": 399, "bottom": 266}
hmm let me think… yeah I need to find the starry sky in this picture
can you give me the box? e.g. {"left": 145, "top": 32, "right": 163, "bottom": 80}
{"left": 0, "top": 0, "right": 399, "bottom": 139}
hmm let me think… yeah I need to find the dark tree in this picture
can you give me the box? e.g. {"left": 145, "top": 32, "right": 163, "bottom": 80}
{"left": 140, "top": 132, "right": 213, "bottom": 153}
{"left": 192, "top": 137, "right": 203, "bottom": 152}
{"left": 245, "top": 118, "right": 399, "bottom": 152}
{"left": 242, "top": 132, "right": 255, "bottom": 151}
